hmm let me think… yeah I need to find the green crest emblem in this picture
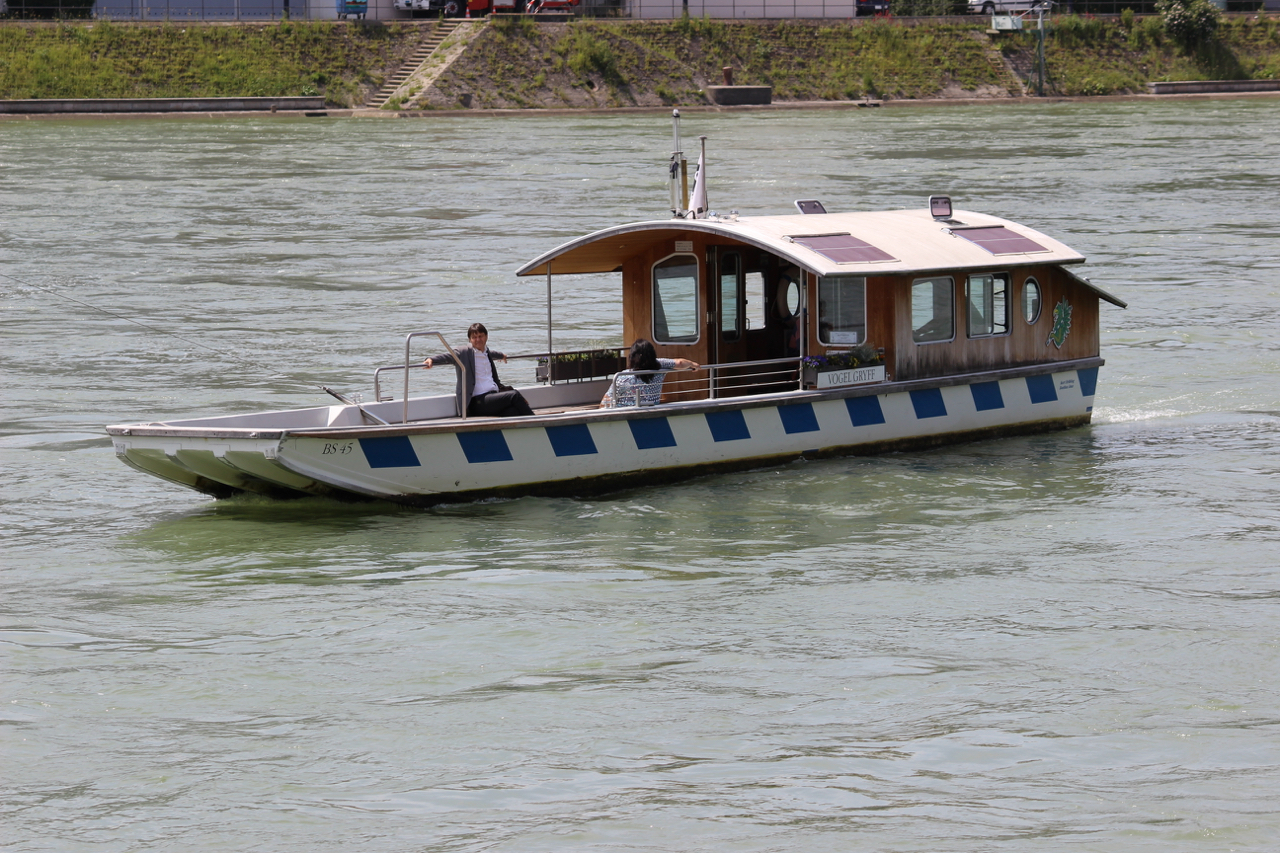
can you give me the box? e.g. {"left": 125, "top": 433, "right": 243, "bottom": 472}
{"left": 1047, "top": 298, "right": 1072, "bottom": 349}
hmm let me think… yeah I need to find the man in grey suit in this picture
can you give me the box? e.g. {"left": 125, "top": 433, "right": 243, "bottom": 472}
{"left": 423, "top": 323, "right": 535, "bottom": 418}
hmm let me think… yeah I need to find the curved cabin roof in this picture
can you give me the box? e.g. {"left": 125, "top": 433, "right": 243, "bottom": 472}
{"left": 518, "top": 207, "right": 1086, "bottom": 279}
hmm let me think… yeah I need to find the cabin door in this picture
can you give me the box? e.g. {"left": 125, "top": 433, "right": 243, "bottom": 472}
{"left": 710, "top": 247, "right": 777, "bottom": 396}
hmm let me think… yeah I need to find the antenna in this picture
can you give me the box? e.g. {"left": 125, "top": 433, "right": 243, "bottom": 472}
{"left": 669, "top": 109, "right": 683, "bottom": 215}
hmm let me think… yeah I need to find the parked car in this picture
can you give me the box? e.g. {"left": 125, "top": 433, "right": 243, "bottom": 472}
{"left": 967, "top": 0, "right": 1049, "bottom": 13}
{"left": 395, "top": 0, "right": 464, "bottom": 14}
{"left": 855, "top": 0, "right": 889, "bottom": 14}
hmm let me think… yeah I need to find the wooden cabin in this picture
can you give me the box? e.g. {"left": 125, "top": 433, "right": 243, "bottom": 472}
{"left": 520, "top": 202, "right": 1124, "bottom": 400}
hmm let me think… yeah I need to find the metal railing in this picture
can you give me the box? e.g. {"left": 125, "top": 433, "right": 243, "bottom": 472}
{"left": 373, "top": 344, "right": 583, "bottom": 421}
{"left": 604, "top": 355, "right": 802, "bottom": 406}
{"left": 373, "top": 336, "right": 599, "bottom": 422}
{"left": 370, "top": 346, "right": 804, "bottom": 421}
{"left": 370, "top": 330, "right": 464, "bottom": 424}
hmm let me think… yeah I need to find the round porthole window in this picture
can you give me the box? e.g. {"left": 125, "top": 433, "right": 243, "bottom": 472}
{"left": 785, "top": 280, "right": 801, "bottom": 316}
{"left": 777, "top": 266, "right": 802, "bottom": 318}
{"left": 1022, "top": 277, "right": 1042, "bottom": 324}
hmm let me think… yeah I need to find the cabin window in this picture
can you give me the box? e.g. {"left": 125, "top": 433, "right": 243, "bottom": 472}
{"left": 1022, "top": 277, "right": 1042, "bottom": 323}
{"left": 818, "top": 275, "right": 867, "bottom": 345}
{"left": 745, "top": 270, "right": 766, "bottom": 331}
{"left": 911, "top": 277, "right": 954, "bottom": 343}
{"left": 720, "top": 252, "right": 742, "bottom": 341}
{"left": 966, "top": 273, "right": 1010, "bottom": 338}
{"left": 652, "top": 254, "right": 700, "bottom": 344}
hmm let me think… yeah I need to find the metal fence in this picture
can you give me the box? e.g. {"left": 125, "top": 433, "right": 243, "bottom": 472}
{"left": 98, "top": 0, "right": 300, "bottom": 18}
{"left": 2, "top": 0, "right": 1271, "bottom": 22}
{"left": 3, "top": 0, "right": 311, "bottom": 17}
{"left": 612, "top": 0, "right": 1268, "bottom": 16}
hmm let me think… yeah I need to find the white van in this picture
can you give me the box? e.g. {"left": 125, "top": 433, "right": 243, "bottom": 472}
{"left": 968, "top": 0, "right": 1050, "bottom": 13}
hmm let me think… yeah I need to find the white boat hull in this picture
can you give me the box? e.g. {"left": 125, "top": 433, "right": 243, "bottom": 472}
{"left": 109, "top": 362, "right": 1101, "bottom": 506}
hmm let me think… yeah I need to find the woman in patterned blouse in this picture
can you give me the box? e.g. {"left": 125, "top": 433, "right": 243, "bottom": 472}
{"left": 602, "top": 339, "right": 699, "bottom": 408}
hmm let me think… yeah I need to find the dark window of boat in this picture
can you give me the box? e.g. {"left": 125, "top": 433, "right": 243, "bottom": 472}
{"left": 952, "top": 226, "right": 1048, "bottom": 255}
{"left": 790, "top": 233, "right": 897, "bottom": 264}
{"left": 653, "top": 254, "right": 700, "bottom": 344}
{"left": 912, "top": 277, "right": 954, "bottom": 344}
{"left": 967, "top": 273, "right": 1010, "bottom": 338}
{"left": 720, "top": 252, "right": 742, "bottom": 342}
{"left": 1022, "top": 277, "right": 1042, "bottom": 324}
{"left": 818, "top": 275, "right": 867, "bottom": 345}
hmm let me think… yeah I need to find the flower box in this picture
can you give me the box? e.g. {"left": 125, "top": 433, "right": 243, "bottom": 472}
{"left": 801, "top": 345, "right": 886, "bottom": 389}
{"left": 536, "top": 350, "right": 626, "bottom": 383}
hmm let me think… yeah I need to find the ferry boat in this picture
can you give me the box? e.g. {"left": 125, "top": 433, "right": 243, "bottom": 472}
{"left": 107, "top": 118, "right": 1125, "bottom": 506}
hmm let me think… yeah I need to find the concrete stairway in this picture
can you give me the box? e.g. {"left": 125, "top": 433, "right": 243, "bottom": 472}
{"left": 366, "top": 20, "right": 463, "bottom": 109}
{"left": 973, "top": 32, "right": 1026, "bottom": 96}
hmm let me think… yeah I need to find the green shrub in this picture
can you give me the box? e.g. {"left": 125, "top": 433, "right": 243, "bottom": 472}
{"left": 1156, "top": 0, "right": 1220, "bottom": 47}
{"left": 1128, "top": 15, "right": 1166, "bottom": 48}
{"left": 673, "top": 13, "right": 719, "bottom": 39}
{"left": 492, "top": 15, "right": 537, "bottom": 40}
{"left": 1060, "top": 68, "right": 1139, "bottom": 94}
{"left": 564, "top": 27, "right": 621, "bottom": 83}
{"left": 1053, "top": 14, "right": 1111, "bottom": 49}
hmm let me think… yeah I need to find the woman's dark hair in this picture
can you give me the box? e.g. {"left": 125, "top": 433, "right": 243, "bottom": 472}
{"left": 629, "top": 339, "right": 661, "bottom": 383}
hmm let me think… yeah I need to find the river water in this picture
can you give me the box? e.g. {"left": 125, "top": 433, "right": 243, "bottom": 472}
{"left": 2, "top": 99, "right": 1279, "bottom": 852}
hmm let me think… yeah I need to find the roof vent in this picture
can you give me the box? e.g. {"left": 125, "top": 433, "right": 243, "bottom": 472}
{"left": 795, "top": 200, "right": 827, "bottom": 215}
{"left": 929, "top": 195, "right": 952, "bottom": 220}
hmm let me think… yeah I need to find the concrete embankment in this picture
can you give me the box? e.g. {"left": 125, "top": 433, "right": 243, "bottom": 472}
{"left": 7, "top": 89, "right": 1280, "bottom": 122}
{"left": 0, "top": 96, "right": 327, "bottom": 114}
{"left": 1147, "top": 78, "right": 1280, "bottom": 93}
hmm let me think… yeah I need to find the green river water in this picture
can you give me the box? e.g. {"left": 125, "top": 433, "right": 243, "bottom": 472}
{"left": 2, "top": 99, "right": 1279, "bottom": 851}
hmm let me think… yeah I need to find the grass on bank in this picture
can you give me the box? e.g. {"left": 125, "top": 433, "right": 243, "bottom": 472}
{"left": 0, "top": 19, "right": 424, "bottom": 106}
{"left": 1005, "top": 12, "right": 1280, "bottom": 95}
{"left": 3, "top": 14, "right": 1279, "bottom": 109}
{"left": 424, "top": 12, "right": 1280, "bottom": 109}
{"left": 424, "top": 17, "right": 1015, "bottom": 110}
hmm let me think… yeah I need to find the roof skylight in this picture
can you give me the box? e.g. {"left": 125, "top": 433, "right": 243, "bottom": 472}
{"left": 789, "top": 233, "right": 897, "bottom": 264}
{"left": 952, "top": 226, "right": 1048, "bottom": 255}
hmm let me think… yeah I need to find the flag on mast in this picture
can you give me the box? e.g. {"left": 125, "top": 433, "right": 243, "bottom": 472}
{"left": 689, "top": 137, "right": 708, "bottom": 219}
